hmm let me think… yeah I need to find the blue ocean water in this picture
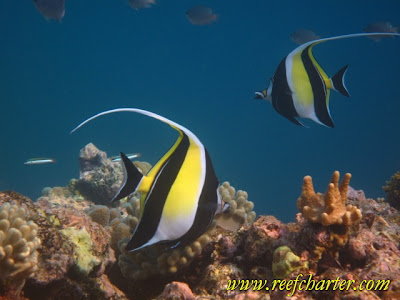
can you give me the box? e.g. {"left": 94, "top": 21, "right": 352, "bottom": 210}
{"left": 0, "top": 1, "right": 399, "bottom": 222}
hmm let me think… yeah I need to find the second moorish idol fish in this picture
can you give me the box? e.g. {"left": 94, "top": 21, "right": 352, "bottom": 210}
{"left": 71, "top": 108, "right": 228, "bottom": 252}
{"left": 110, "top": 153, "right": 141, "bottom": 162}
{"left": 255, "top": 32, "right": 400, "bottom": 128}
{"left": 24, "top": 158, "right": 56, "bottom": 165}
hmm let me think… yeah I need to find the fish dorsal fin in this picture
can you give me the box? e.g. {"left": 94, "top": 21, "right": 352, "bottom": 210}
{"left": 289, "top": 32, "right": 400, "bottom": 67}
{"left": 112, "top": 152, "right": 144, "bottom": 202}
{"left": 292, "top": 32, "right": 400, "bottom": 54}
{"left": 70, "top": 107, "right": 205, "bottom": 200}
{"left": 71, "top": 108, "right": 201, "bottom": 146}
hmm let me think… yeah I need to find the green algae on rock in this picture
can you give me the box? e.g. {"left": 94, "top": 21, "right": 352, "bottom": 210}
{"left": 272, "top": 246, "right": 308, "bottom": 279}
{"left": 60, "top": 226, "right": 101, "bottom": 276}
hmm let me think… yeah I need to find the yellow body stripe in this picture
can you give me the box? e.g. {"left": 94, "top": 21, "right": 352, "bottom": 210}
{"left": 307, "top": 46, "right": 333, "bottom": 90}
{"left": 137, "top": 129, "right": 184, "bottom": 218}
{"left": 162, "top": 137, "right": 203, "bottom": 219}
{"left": 291, "top": 49, "right": 314, "bottom": 106}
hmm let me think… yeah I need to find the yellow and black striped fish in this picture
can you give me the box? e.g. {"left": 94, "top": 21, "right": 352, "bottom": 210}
{"left": 71, "top": 108, "right": 228, "bottom": 252}
{"left": 255, "top": 32, "right": 400, "bottom": 127}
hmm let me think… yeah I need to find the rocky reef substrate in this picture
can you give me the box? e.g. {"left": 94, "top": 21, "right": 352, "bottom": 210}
{"left": 1, "top": 144, "right": 399, "bottom": 299}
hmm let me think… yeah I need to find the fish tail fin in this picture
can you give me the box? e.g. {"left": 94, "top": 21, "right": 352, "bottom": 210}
{"left": 112, "top": 152, "right": 143, "bottom": 202}
{"left": 331, "top": 65, "right": 350, "bottom": 97}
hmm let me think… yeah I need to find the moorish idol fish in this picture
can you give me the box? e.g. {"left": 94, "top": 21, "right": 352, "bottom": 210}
{"left": 71, "top": 108, "right": 228, "bottom": 252}
{"left": 255, "top": 32, "right": 400, "bottom": 127}
{"left": 24, "top": 157, "right": 56, "bottom": 165}
{"left": 110, "top": 153, "right": 141, "bottom": 162}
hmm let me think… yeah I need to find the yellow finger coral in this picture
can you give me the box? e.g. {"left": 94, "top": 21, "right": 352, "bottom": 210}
{"left": 0, "top": 203, "right": 41, "bottom": 289}
{"left": 214, "top": 181, "right": 256, "bottom": 231}
{"left": 297, "top": 171, "right": 361, "bottom": 226}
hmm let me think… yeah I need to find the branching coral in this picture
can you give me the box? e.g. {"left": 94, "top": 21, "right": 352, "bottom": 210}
{"left": 0, "top": 203, "right": 41, "bottom": 291}
{"left": 297, "top": 171, "right": 361, "bottom": 226}
{"left": 383, "top": 171, "right": 400, "bottom": 210}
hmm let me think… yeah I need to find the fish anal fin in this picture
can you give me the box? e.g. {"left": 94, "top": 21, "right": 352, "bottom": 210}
{"left": 320, "top": 117, "right": 335, "bottom": 128}
{"left": 331, "top": 65, "right": 350, "bottom": 97}
{"left": 112, "top": 152, "right": 144, "bottom": 202}
{"left": 286, "top": 115, "right": 307, "bottom": 127}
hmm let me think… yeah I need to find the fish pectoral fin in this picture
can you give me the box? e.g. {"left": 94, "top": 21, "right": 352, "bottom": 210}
{"left": 331, "top": 65, "right": 350, "bottom": 97}
{"left": 111, "top": 152, "right": 144, "bottom": 202}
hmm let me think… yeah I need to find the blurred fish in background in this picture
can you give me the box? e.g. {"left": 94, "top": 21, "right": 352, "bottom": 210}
{"left": 128, "top": 0, "right": 156, "bottom": 10}
{"left": 110, "top": 153, "right": 141, "bottom": 162}
{"left": 186, "top": 6, "right": 217, "bottom": 26}
{"left": 364, "top": 21, "right": 398, "bottom": 41}
{"left": 33, "top": 0, "right": 65, "bottom": 22}
{"left": 24, "top": 158, "right": 56, "bottom": 165}
{"left": 290, "top": 29, "right": 321, "bottom": 45}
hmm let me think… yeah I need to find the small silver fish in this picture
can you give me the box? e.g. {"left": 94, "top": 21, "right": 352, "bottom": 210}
{"left": 290, "top": 29, "right": 320, "bottom": 45}
{"left": 24, "top": 158, "right": 56, "bottom": 165}
{"left": 111, "top": 153, "right": 141, "bottom": 162}
{"left": 33, "top": 0, "right": 65, "bottom": 22}
{"left": 186, "top": 6, "right": 217, "bottom": 26}
{"left": 128, "top": 0, "right": 155, "bottom": 10}
{"left": 364, "top": 22, "right": 398, "bottom": 41}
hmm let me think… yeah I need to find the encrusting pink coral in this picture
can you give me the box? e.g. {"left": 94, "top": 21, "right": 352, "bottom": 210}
{"left": 297, "top": 171, "right": 362, "bottom": 226}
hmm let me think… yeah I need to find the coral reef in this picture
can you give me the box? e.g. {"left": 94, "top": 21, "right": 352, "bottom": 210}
{"left": 297, "top": 171, "right": 362, "bottom": 226}
{"left": 0, "top": 203, "right": 41, "bottom": 296}
{"left": 0, "top": 191, "right": 125, "bottom": 299}
{"left": 383, "top": 170, "right": 400, "bottom": 210}
{"left": 35, "top": 198, "right": 116, "bottom": 278}
{"left": 2, "top": 143, "right": 399, "bottom": 299}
